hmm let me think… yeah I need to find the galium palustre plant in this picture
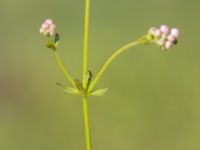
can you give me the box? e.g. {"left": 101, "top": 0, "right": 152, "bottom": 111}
{"left": 39, "top": 0, "right": 180, "bottom": 150}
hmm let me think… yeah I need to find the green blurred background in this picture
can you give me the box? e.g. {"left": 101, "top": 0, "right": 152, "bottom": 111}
{"left": 0, "top": 0, "right": 200, "bottom": 149}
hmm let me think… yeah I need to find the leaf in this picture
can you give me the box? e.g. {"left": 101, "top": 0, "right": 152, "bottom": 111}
{"left": 46, "top": 40, "right": 56, "bottom": 49}
{"left": 85, "top": 70, "right": 93, "bottom": 92}
{"left": 74, "top": 79, "right": 84, "bottom": 95}
{"left": 54, "top": 33, "right": 60, "bottom": 47}
{"left": 56, "top": 82, "right": 80, "bottom": 95}
{"left": 89, "top": 88, "right": 109, "bottom": 96}
{"left": 64, "top": 87, "right": 80, "bottom": 95}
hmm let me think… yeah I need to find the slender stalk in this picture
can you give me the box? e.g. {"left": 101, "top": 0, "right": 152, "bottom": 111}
{"left": 53, "top": 50, "right": 76, "bottom": 87}
{"left": 83, "top": 0, "right": 90, "bottom": 88}
{"left": 82, "top": 0, "right": 92, "bottom": 150}
{"left": 83, "top": 96, "right": 92, "bottom": 150}
{"left": 89, "top": 41, "right": 140, "bottom": 92}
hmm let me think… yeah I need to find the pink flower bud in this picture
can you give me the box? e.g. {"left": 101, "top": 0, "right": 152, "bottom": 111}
{"left": 41, "top": 22, "right": 49, "bottom": 29}
{"left": 39, "top": 19, "right": 56, "bottom": 36}
{"left": 154, "top": 29, "right": 161, "bottom": 37}
{"left": 170, "top": 28, "right": 180, "bottom": 38}
{"left": 147, "top": 25, "right": 180, "bottom": 50}
{"left": 157, "top": 39, "right": 166, "bottom": 46}
{"left": 45, "top": 19, "right": 53, "bottom": 25}
{"left": 167, "top": 34, "right": 176, "bottom": 42}
{"left": 160, "top": 25, "right": 170, "bottom": 35}
{"left": 165, "top": 41, "right": 173, "bottom": 49}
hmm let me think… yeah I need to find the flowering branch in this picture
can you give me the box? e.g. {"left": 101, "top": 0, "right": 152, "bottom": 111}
{"left": 39, "top": 2, "right": 180, "bottom": 150}
{"left": 88, "top": 25, "right": 180, "bottom": 92}
{"left": 39, "top": 19, "right": 75, "bottom": 88}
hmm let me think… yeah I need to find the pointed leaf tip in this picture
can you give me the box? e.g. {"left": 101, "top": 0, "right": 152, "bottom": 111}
{"left": 89, "top": 88, "right": 109, "bottom": 96}
{"left": 56, "top": 82, "right": 80, "bottom": 95}
{"left": 86, "top": 70, "right": 93, "bottom": 92}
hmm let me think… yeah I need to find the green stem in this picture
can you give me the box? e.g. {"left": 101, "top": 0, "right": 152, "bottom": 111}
{"left": 53, "top": 50, "right": 76, "bottom": 87}
{"left": 89, "top": 40, "right": 140, "bottom": 92}
{"left": 83, "top": 0, "right": 90, "bottom": 88}
{"left": 83, "top": 96, "right": 92, "bottom": 150}
{"left": 82, "top": 0, "right": 92, "bottom": 150}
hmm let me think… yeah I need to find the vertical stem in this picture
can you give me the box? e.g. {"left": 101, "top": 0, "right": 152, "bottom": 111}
{"left": 83, "top": 0, "right": 92, "bottom": 150}
{"left": 83, "top": 96, "right": 92, "bottom": 150}
{"left": 83, "top": 0, "right": 90, "bottom": 87}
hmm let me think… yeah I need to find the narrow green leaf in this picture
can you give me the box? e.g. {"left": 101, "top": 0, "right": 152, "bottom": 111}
{"left": 89, "top": 88, "right": 109, "bottom": 96}
{"left": 56, "top": 82, "right": 80, "bottom": 95}
{"left": 54, "top": 33, "right": 60, "bottom": 47}
{"left": 64, "top": 87, "right": 80, "bottom": 95}
{"left": 74, "top": 79, "right": 84, "bottom": 95}
{"left": 85, "top": 70, "right": 93, "bottom": 92}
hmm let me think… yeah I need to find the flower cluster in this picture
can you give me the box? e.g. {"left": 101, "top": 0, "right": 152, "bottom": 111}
{"left": 39, "top": 19, "right": 56, "bottom": 36}
{"left": 149, "top": 25, "right": 180, "bottom": 50}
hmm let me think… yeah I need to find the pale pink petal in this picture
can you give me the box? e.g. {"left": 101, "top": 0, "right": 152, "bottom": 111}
{"left": 45, "top": 19, "right": 53, "bottom": 25}
{"left": 160, "top": 25, "right": 170, "bottom": 35}
{"left": 49, "top": 24, "right": 56, "bottom": 35}
{"left": 39, "top": 19, "right": 56, "bottom": 36}
{"left": 171, "top": 28, "right": 180, "bottom": 38}
{"left": 157, "top": 39, "right": 166, "bottom": 46}
{"left": 42, "top": 22, "right": 49, "bottom": 29}
{"left": 43, "top": 30, "right": 49, "bottom": 36}
{"left": 167, "top": 34, "right": 176, "bottom": 42}
{"left": 165, "top": 41, "right": 173, "bottom": 49}
{"left": 154, "top": 29, "right": 161, "bottom": 37}
{"left": 39, "top": 27, "right": 44, "bottom": 33}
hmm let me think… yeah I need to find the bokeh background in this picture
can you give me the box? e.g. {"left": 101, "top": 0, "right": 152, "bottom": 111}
{"left": 0, "top": 0, "right": 200, "bottom": 150}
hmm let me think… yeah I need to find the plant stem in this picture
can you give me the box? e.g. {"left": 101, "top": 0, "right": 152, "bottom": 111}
{"left": 89, "top": 41, "right": 140, "bottom": 92}
{"left": 83, "top": 96, "right": 92, "bottom": 150}
{"left": 83, "top": 0, "right": 92, "bottom": 150}
{"left": 83, "top": 0, "right": 90, "bottom": 88}
{"left": 53, "top": 50, "right": 76, "bottom": 87}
